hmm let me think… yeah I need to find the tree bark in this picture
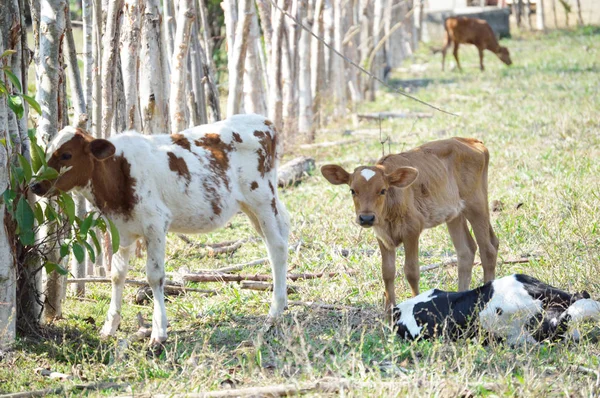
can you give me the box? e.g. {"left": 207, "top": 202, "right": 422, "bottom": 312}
{"left": 163, "top": 0, "right": 177, "bottom": 65}
{"left": 332, "top": 0, "right": 347, "bottom": 112}
{"left": 551, "top": 0, "right": 558, "bottom": 27}
{"left": 140, "top": 0, "right": 169, "bottom": 134}
{"left": 282, "top": 0, "right": 300, "bottom": 145}
{"left": 223, "top": 0, "right": 238, "bottom": 67}
{"left": 0, "top": 33, "right": 17, "bottom": 349}
{"left": 189, "top": 17, "right": 208, "bottom": 125}
{"left": 243, "top": 10, "right": 268, "bottom": 115}
{"left": 371, "top": 0, "right": 385, "bottom": 96}
{"left": 100, "top": 0, "right": 123, "bottom": 139}
{"left": 575, "top": 0, "right": 584, "bottom": 26}
{"left": 297, "top": 4, "right": 313, "bottom": 143}
{"left": 169, "top": 0, "right": 195, "bottom": 133}
{"left": 196, "top": 0, "right": 221, "bottom": 122}
{"left": 268, "top": 0, "right": 286, "bottom": 130}
{"left": 310, "top": 0, "right": 324, "bottom": 127}
{"left": 536, "top": 0, "right": 546, "bottom": 31}
{"left": 226, "top": 0, "right": 253, "bottom": 116}
{"left": 121, "top": 0, "right": 142, "bottom": 131}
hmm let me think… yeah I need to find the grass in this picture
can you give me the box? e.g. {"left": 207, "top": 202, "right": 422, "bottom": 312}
{"left": 2, "top": 26, "right": 600, "bottom": 396}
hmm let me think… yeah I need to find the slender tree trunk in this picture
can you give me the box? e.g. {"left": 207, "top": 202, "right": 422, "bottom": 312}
{"left": 223, "top": 0, "right": 238, "bottom": 68}
{"left": 197, "top": 0, "right": 221, "bottom": 122}
{"left": 100, "top": 0, "right": 124, "bottom": 138}
{"left": 227, "top": 0, "right": 253, "bottom": 116}
{"left": 121, "top": 0, "right": 142, "bottom": 131}
{"left": 256, "top": 0, "right": 272, "bottom": 59}
{"left": 92, "top": 0, "right": 103, "bottom": 143}
{"left": 536, "top": 0, "right": 546, "bottom": 31}
{"left": 297, "top": 1, "right": 313, "bottom": 143}
{"left": 332, "top": 0, "right": 346, "bottom": 113}
{"left": 371, "top": 0, "right": 385, "bottom": 95}
{"left": 37, "top": 0, "right": 67, "bottom": 323}
{"left": 140, "top": 0, "right": 169, "bottom": 134}
{"left": 163, "top": 0, "right": 176, "bottom": 66}
{"left": 282, "top": 0, "right": 300, "bottom": 145}
{"left": 268, "top": 0, "right": 286, "bottom": 130}
{"left": 345, "top": 0, "right": 361, "bottom": 104}
{"left": 575, "top": 0, "right": 583, "bottom": 26}
{"left": 189, "top": 19, "right": 208, "bottom": 125}
{"left": 551, "top": 0, "right": 558, "bottom": 27}
{"left": 170, "top": 0, "right": 195, "bottom": 133}
{"left": 322, "top": 0, "right": 333, "bottom": 95}
{"left": 359, "top": 0, "right": 373, "bottom": 100}
{"left": 310, "top": 0, "right": 324, "bottom": 127}
{"left": 112, "top": 55, "right": 127, "bottom": 133}
{"left": 243, "top": 10, "right": 267, "bottom": 115}
{"left": 0, "top": 32, "right": 17, "bottom": 349}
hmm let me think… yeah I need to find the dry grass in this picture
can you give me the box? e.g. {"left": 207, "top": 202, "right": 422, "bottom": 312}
{"left": 2, "top": 26, "right": 600, "bottom": 397}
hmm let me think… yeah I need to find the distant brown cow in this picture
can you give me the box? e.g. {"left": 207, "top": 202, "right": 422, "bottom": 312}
{"left": 442, "top": 16, "right": 512, "bottom": 71}
{"left": 321, "top": 138, "right": 499, "bottom": 315}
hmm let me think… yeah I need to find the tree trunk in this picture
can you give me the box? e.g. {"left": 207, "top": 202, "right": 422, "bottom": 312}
{"left": 371, "top": 0, "right": 385, "bottom": 95}
{"left": 575, "top": 0, "right": 584, "bottom": 26}
{"left": 92, "top": 0, "right": 102, "bottom": 143}
{"left": 243, "top": 10, "right": 268, "bottom": 115}
{"left": 163, "top": 0, "right": 177, "bottom": 66}
{"left": 322, "top": 0, "right": 333, "bottom": 97}
{"left": 282, "top": 0, "right": 300, "bottom": 145}
{"left": 256, "top": 0, "right": 272, "bottom": 60}
{"left": 169, "top": 0, "right": 195, "bottom": 133}
{"left": 268, "top": 0, "right": 286, "bottom": 130}
{"left": 0, "top": 33, "right": 17, "bottom": 349}
{"left": 197, "top": 0, "right": 221, "bottom": 122}
{"left": 189, "top": 18, "right": 208, "bottom": 125}
{"left": 332, "top": 0, "right": 347, "bottom": 112}
{"left": 551, "top": 0, "right": 558, "bottom": 27}
{"left": 359, "top": 0, "right": 373, "bottom": 100}
{"left": 140, "top": 0, "right": 169, "bottom": 134}
{"left": 310, "top": 0, "right": 324, "bottom": 127}
{"left": 297, "top": 2, "right": 313, "bottom": 143}
{"left": 121, "top": 0, "right": 142, "bottom": 131}
{"left": 223, "top": 0, "right": 238, "bottom": 67}
{"left": 536, "top": 0, "right": 546, "bottom": 31}
{"left": 36, "top": 0, "right": 67, "bottom": 323}
{"left": 100, "top": 0, "right": 123, "bottom": 138}
{"left": 226, "top": 0, "right": 253, "bottom": 116}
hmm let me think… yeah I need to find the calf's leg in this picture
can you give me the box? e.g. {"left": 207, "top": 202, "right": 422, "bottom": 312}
{"left": 465, "top": 205, "right": 498, "bottom": 283}
{"left": 453, "top": 43, "right": 462, "bottom": 71}
{"left": 244, "top": 198, "right": 290, "bottom": 318}
{"left": 478, "top": 47, "right": 485, "bottom": 71}
{"left": 377, "top": 238, "right": 397, "bottom": 317}
{"left": 447, "top": 215, "right": 477, "bottom": 291}
{"left": 100, "top": 242, "right": 134, "bottom": 338}
{"left": 145, "top": 228, "right": 169, "bottom": 344}
{"left": 403, "top": 235, "right": 421, "bottom": 297}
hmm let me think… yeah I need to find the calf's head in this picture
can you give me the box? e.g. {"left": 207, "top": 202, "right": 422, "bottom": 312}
{"left": 30, "top": 127, "right": 116, "bottom": 197}
{"left": 497, "top": 46, "right": 512, "bottom": 66}
{"left": 321, "top": 164, "right": 418, "bottom": 227}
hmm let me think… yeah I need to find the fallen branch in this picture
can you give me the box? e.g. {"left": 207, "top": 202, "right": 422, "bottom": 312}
{"left": 356, "top": 111, "right": 433, "bottom": 120}
{"left": 176, "top": 236, "right": 254, "bottom": 257}
{"left": 179, "top": 270, "right": 355, "bottom": 283}
{"left": 241, "top": 281, "right": 299, "bottom": 294}
{"left": 204, "top": 258, "right": 268, "bottom": 274}
{"left": 277, "top": 156, "right": 315, "bottom": 187}
{"left": 298, "top": 139, "right": 361, "bottom": 149}
{"left": 288, "top": 301, "right": 360, "bottom": 311}
{"left": 420, "top": 257, "right": 535, "bottom": 272}
{"left": 0, "top": 382, "right": 127, "bottom": 398}
{"left": 66, "top": 278, "right": 215, "bottom": 295}
{"left": 134, "top": 285, "right": 217, "bottom": 304}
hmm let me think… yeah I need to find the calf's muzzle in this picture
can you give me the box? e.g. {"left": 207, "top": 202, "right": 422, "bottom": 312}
{"left": 358, "top": 213, "right": 375, "bottom": 227}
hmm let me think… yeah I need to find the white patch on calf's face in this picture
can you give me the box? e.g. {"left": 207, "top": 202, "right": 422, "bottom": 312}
{"left": 395, "top": 289, "right": 438, "bottom": 339}
{"left": 360, "top": 168, "right": 376, "bottom": 182}
{"left": 46, "top": 127, "right": 77, "bottom": 161}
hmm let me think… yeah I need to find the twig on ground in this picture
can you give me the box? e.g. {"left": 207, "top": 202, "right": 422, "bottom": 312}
{"left": 66, "top": 278, "right": 216, "bottom": 295}
{"left": 176, "top": 236, "right": 258, "bottom": 257}
{"left": 179, "top": 270, "right": 355, "bottom": 283}
{"left": 240, "top": 281, "right": 299, "bottom": 294}
{"left": 288, "top": 301, "right": 360, "bottom": 311}
{"left": 191, "top": 258, "right": 269, "bottom": 274}
{"left": 420, "top": 257, "right": 536, "bottom": 272}
{"left": 0, "top": 382, "right": 127, "bottom": 398}
{"left": 356, "top": 111, "right": 433, "bottom": 120}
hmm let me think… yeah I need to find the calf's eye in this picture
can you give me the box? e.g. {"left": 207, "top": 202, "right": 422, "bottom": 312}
{"left": 380, "top": 189, "right": 386, "bottom": 195}
{"left": 60, "top": 153, "right": 72, "bottom": 161}
{"left": 350, "top": 189, "right": 356, "bottom": 196}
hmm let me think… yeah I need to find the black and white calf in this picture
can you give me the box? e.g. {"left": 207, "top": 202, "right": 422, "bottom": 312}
{"left": 393, "top": 274, "right": 600, "bottom": 344}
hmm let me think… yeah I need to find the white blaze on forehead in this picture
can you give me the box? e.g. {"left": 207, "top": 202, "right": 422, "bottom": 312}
{"left": 360, "top": 168, "right": 376, "bottom": 182}
{"left": 45, "top": 126, "right": 78, "bottom": 161}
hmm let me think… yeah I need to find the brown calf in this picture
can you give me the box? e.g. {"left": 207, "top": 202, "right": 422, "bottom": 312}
{"left": 442, "top": 16, "right": 512, "bottom": 71}
{"left": 321, "top": 138, "right": 499, "bottom": 314}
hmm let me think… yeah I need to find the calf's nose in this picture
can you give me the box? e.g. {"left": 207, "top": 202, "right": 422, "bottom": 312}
{"left": 358, "top": 214, "right": 375, "bottom": 226}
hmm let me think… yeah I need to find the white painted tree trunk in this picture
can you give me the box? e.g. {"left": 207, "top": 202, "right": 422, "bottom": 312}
{"left": 0, "top": 33, "right": 16, "bottom": 349}
{"left": 37, "top": 0, "right": 67, "bottom": 323}
{"left": 140, "top": 0, "right": 169, "bottom": 134}
{"left": 297, "top": 4, "right": 313, "bottom": 143}
{"left": 163, "top": 0, "right": 177, "bottom": 66}
{"left": 372, "top": 0, "right": 386, "bottom": 95}
{"left": 169, "top": 0, "right": 195, "bottom": 133}
{"left": 322, "top": 0, "right": 333, "bottom": 95}
{"left": 332, "top": 0, "right": 346, "bottom": 115}
{"left": 100, "top": 0, "right": 124, "bottom": 139}
{"left": 226, "top": 0, "right": 253, "bottom": 116}
{"left": 345, "top": 0, "right": 361, "bottom": 104}
{"left": 359, "top": 0, "right": 373, "bottom": 100}
{"left": 282, "top": 0, "right": 300, "bottom": 144}
{"left": 121, "top": 0, "right": 142, "bottom": 131}
{"left": 268, "top": 0, "right": 286, "bottom": 130}
{"left": 310, "top": 0, "right": 324, "bottom": 126}
{"left": 223, "top": 0, "right": 238, "bottom": 67}
{"left": 243, "top": 10, "right": 267, "bottom": 116}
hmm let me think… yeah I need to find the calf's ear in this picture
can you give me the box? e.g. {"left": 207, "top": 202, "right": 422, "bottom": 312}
{"left": 386, "top": 167, "right": 418, "bottom": 188}
{"left": 321, "top": 165, "right": 351, "bottom": 185}
{"left": 89, "top": 139, "right": 116, "bottom": 160}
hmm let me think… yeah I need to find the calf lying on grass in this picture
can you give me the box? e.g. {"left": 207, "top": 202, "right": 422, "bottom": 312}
{"left": 394, "top": 274, "right": 600, "bottom": 344}
{"left": 30, "top": 114, "right": 290, "bottom": 344}
{"left": 321, "top": 138, "right": 498, "bottom": 315}
{"left": 441, "top": 16, "right": 512, "bottom": 71}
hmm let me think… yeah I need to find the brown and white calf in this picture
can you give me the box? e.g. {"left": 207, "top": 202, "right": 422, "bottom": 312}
{"left": 441, "top": 16, "right": 512, "bottom": 71}
{"left": 321, "top": 138, "right": 499, "bottom": 314}
{"left": 30, "top": 114, "right": 290, "bottom": 344}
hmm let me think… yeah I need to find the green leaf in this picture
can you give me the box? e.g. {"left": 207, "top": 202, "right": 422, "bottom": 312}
{"left": 44, "top": 203, "right": 57, "bottom": 222}
{"left": 15, "top": 196, "right": 34, "bottom": 234}
{"left": 60, "top": 193, "right": 76, "bottom": 224}
{"left": 0, "top": 80, "right": 7, "bottom": 95}
{"left": 4, "top": 69, "right": 22, "bottom": 92}
{"left": 19, "top": 230, "right": 35, "bottom": 246}
{"left": 88, "top": 229, "right": 101, "bottom": 253}
{"left": 45, "top": 261, "right": 68, "bottom": 276}
{"left": 31, "top": 140, "right": 45, "bottom": 172}
{"left": 1, "top": 49, "right": 17, "bottom": 59}
{"left": 13, "top": 166, "right": 24, "bottom": 185}
{"left": 60, "top": 243, "right": 70, "bottom": 258}
{"left": 17, "top": 154, "right": 32, "bottom": 182}
{"left": 36, "top": 166, "right": 58, "bottom": 181}
{"left": 33, "top": 202, "right": 44, "bottom": 225}
{"left": 80, "top": 239, "right": 96, "bottom": 263}
{"left": 72, "top": 242, "right": 85, "bottom": 263}
{"left": 107, "top": 218, "right": 120, "bottom": 254}
{"left": 22, "top": 94, "right": 42, "bottom": 115}
{"left": 79, "top": 213, "right": 95, "bottom": 237}
{"left": 7, "top": 94, "right": 24, "bottom": 119}
{"left": 2, "top": 189, "right": 16, "bottom": 210}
